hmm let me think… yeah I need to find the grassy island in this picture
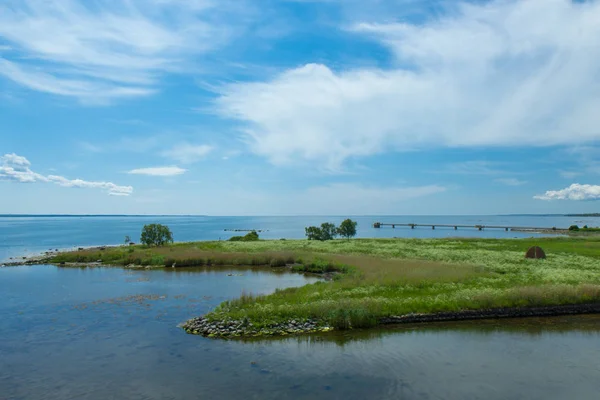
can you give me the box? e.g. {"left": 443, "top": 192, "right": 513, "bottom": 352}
{"left": 49, "top": 237, "right": 600, "bottom": 337}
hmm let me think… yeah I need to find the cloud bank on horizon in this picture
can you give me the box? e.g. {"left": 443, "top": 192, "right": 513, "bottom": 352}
{"left": 1, "top": 0, "right": 599, "bottom": 214}
{"left": 535, "top": 184, "right": 600, "bottom": 201}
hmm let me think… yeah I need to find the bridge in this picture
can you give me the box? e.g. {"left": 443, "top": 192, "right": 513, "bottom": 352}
{"left": 372, "top": 222, "right": 563, "bottom": 232}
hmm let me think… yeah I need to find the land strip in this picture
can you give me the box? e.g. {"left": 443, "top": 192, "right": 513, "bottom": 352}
{"left": 10, "top": 237, "right": 600, "bottom": 337}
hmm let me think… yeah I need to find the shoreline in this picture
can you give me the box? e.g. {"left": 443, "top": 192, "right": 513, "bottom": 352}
{"left": 4, "top": 237, "right": 600, "bottom": 339}
{"left": 183, "top": 303, "right": 600, "bottom": 338}
{"left": 380, "top": 303, "right": 600, "bottom": 324}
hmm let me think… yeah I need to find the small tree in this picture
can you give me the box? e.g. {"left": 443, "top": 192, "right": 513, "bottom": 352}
{"left": 305, "top": 223, "right": 338, "bottom": 241}
{"left": 337, "top": 219, "right": 357, "bottom": 240}
{"left": 569, "top": 225, "right": 580, "bottom": 231}
{"left": 124, "top": 235, "right": 131, "bottom": 245}
{"left": 305, "top": 226, "right": 323, "bottom": 241}
{"left": 320, "top": 223, "right": 338, "bottom": 240}
{"left": 229, "top": 231, "right": 260, "bottom": 242}
{"left": 140, "top": 224, "right": 173, "bottom": 247}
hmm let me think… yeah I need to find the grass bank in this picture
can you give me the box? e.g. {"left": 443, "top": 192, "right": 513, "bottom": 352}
{"left": 50, "top": 237, "right": 600, "bottom": 335}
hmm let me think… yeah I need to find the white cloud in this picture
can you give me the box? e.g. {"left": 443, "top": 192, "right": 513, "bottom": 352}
{"left": 1, "top": 153, "right": 31, "bottom": 168}
{"left": 216, "top": 0, "right": 600, "bottom": 168}
{"left": 0, "top": 0, "right": 228, "bottom": 102}
{"left": 0, "top": 153, "right": 133, "bottom": 195}
{"left": 495, "top": 178, "right": 528, "bottom": 186}
{"left": 534, "top": 183, "right": 600, "bottom": 201}
{"left": 127, "top": 166, "right": 187, "bottom": 176}
{"left": 161, "top": 143, "right": 213, "bottom": 164}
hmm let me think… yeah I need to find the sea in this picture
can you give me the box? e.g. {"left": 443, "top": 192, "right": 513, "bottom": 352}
{"left": 1, "top": 214, "right": 599, "bottom": 399}
{"left": 1, "top": 214, "right": 598, "bottom": 262}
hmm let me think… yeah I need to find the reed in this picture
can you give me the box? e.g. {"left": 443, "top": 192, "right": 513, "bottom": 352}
{"left": 50, "top": 237, "right": 600, "bottom": 330}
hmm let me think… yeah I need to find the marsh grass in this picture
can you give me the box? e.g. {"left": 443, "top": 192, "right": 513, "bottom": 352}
{"left": 50, "top": 237, "right": 600, "bottom": 330}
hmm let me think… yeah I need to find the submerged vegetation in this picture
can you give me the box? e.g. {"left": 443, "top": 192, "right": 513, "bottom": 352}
{"left": 49, "top": 236, "right": 600, "bottom": 336}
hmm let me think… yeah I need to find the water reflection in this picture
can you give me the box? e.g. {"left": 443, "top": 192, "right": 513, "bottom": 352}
{"left": 1, "top": 265, "right": 599, "bottom": 400}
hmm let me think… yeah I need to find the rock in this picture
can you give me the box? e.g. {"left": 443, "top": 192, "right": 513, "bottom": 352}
{"left": 525, "top": 246, "right": 546, "bottom": 259}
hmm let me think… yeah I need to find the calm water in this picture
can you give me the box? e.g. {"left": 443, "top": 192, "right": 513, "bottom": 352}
{"left": 2, "top": 214, "right": 600, "bottom": 262}
{"left": 1, "top": 215, "right": 600, "bottom": 399}
{"left": 1, "top": 265, "right": 599, "bottom": 400}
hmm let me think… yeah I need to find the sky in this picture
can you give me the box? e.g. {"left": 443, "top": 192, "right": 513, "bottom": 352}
{"left": 1, "top": 0, "right": 600, "bottom": 215}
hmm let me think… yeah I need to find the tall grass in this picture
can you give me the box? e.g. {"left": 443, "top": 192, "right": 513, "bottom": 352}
{"left": 50, "top": 237, "right": 600, "bottom": 330}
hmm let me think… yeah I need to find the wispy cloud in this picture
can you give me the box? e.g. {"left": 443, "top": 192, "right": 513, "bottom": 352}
{"left": 559, "top": 170, "right": 582, "bottom": 179}
{"left": 0, "top": 0, "right": 230, "bottom": 102}
{"left": 216, "top": 0, "right": 600, "bottom": 169}
{"left": 442, "top": 161, "right": 507, "bottom": 175}
{"left": 0, "top": 153, "right": 132, "bottom": 195}
{"left": 161, "top": 143, "right": 213, "bottom": 164}
{"left": 495, "top": 178, "right": 528, "bottom": 186}
{"left": 127, "top": 166, "right": 187, "bottom": 176}
{"left": 534, "top": 184, "right": 600, "bottom": 201}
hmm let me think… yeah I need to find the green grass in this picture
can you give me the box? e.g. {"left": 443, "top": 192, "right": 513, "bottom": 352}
{"left": 50, "top": 237, "right": 600, "bottom": 330}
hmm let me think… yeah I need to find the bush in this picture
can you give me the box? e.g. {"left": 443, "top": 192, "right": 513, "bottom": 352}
{"left": 569, "top": 225, "right": 580, "bottom": 231}
{"left": 228, "top": 231, "right": 260, "bottom": 242}
{"left": 140, "top": 224, "right": 174, "bottom": 246}
{"left": 337, "top": 219, "right": 357, "bottom": 240}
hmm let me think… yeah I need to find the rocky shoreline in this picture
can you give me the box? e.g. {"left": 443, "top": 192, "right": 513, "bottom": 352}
{"left": 380, "top": 303, "right": 600, "bottom": 324}
{"left": 182, "top": 317, "right": 333, "bottom": 338}
{"left": 183, "top": 303, "right": 600, "bottom": 339}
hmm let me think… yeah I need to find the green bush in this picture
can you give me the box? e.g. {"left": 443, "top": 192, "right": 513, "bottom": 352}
{"left": 228, "top": 231, "right": 260, "bottom": 242}
{"left": 569, "top": 225, "right": 580, "bottom": 231}
{"left": 140, "top": 224, "right": 173, "bottom": 246}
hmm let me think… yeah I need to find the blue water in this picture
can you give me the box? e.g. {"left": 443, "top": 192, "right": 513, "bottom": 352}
{"left": 1, "top": 265, "right": 599, "bottom": 399}
{"left": 2, "top": 214, "right": 598, "bottom": 262}
{"left": 1, "top": 215, "right": 600, "bottom": 399}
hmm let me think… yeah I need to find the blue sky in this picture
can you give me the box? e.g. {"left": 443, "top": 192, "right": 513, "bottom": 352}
{"left": 1, "top": 0, "right": 599, "bottom": 215}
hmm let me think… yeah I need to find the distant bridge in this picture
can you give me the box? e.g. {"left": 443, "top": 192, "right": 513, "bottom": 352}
{"left": 372, "top": 222, "right": 564, "bottom": 232}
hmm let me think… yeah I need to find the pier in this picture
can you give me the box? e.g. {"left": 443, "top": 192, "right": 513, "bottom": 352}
{"left": 372, "top": 222, "right": 562, "bottom": 232}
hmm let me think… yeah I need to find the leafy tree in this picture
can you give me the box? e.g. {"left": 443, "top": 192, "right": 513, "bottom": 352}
{"left": 320, "top": 222, "right": 338, "bottom": 240}
{"left": 569, "top": 225, "right": 580, "bottom": 231}
{"left": 305, "top": 223, "right": 338, "bottom": 241}
{"left": 229, "top": 231, "right": 260, "bottom": 242}
{"left": 337, "top": 219, "right": 357, "bottom": 240}
{"left": 140, "top": 224, "right": 173, "bottom": 247}
{"left": 124, "top": 235, "right": 131, "bottom": 244}
{"left": 305, "top": 226, "right": 323, "bottom": 241}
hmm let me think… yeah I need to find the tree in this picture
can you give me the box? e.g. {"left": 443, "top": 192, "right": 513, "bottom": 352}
{"left": 140, "top": 224, "right": 173, "bottom": 246}
{"left": 320, "top": 223, "right": 338, "bottom": 240}
{"left": 229, "top": 231, "right": 260, "bottom": 241}
{"left": 124, "top": 235, "right": 131, "bottom": 244}
{"left": 305, "top": 223, "right": 338, "bottom": 241}
{"left": 305, "top": 226, "right": 323, "bottom": 241}
{"left": 337, "top": 219, "right": 357, "bottom": 240}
